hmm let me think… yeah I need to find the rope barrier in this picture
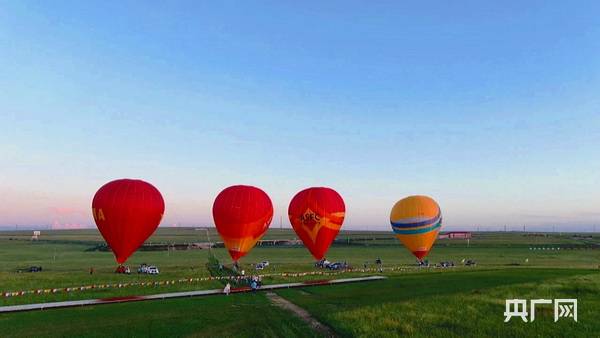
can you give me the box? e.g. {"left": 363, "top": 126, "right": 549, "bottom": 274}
{"left": 2, "top": 266, "right": 411, "bottom": 298}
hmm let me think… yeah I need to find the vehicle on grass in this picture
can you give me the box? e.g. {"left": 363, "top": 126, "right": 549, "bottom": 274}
{"left": 138, "top": 263, "right": 159, "bottom": 274}
{"left": 439, "top": 261, "right": 455, "bottom": 268}
{"left": 315, "top": 258, "right": 331, "bottom": 268}
{"left": 328, "top": 262, "right": 343, "bottom": 270}
{"left": 17, "top": 266, "right": 43, "bottom": 273}
{"left": 255, "top": 261, "right": 269, "bottom": 270}
{"left": 146, "top": 266, "right": 159, "bottom": 274}
{"left": 327, "top": 262, "right": 350, "bottom": 270}
{"left": 465, "top": 259, "right": 477, "bottom": 266}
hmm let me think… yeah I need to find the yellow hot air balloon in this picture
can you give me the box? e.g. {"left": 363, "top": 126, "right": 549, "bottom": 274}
{"left": 390, "top": 195, "right": 442, "bottom": 260}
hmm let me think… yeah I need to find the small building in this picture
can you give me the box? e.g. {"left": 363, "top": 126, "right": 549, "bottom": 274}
{"left": 447, "top": 231, "right": 472, "bottom": 239}
{"left": 439, "top": 231, "right": 472, "bottom": 239}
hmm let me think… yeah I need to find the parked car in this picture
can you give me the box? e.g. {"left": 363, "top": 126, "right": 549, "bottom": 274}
{"left": 138, "top": 264, "right": 159, "bottom": 274}
{"left": 315, "top": 259, "right": 331, "bottom": 268}
{"left": 146, "top": 266, "right": 159, "bottom": 274}
{"left": 17, "top": 266, "right": 43, "bottom": 273}
{"left": 439, "top": 261, "right": 455, "bottom": 268}
{"left": 417, "top": 260, "right": 430, "bottom": 267}
{"left": 255, "top": 261, "right": 269, "bottom": 270}
{"left": 328, "top": 262, "right": 343, "bottom": 270}
{"left": 465, "top": 259, "right": 477, "bottom": 266}
{"left": 327, "top": 262, "right": 349, "bottom": 270}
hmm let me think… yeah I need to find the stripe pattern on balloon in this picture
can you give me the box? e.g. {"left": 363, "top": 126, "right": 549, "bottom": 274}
{"left": 390, "top": 195, "right": 442, "bottom": 260}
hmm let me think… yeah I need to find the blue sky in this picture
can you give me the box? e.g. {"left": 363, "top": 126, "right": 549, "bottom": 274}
{"left": 0, "top": 1, "right": 599, "bottom": 230}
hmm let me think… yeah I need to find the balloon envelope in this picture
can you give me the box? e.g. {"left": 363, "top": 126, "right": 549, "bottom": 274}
{"left": 212, "top": 185, "right": 273, "bottom": 261}
{"left": 390, "top": 195, "right": 441, "bottom": 260}
{"left": 92, "top": 179, "right": 164, "bottom": 264}
{"left": 288, "top": 187, "right": 345, "bottom": 260}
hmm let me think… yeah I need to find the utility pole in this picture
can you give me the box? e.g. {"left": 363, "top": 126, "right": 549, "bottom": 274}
{"left": 205, "top": 228, "right": 213, "bottom": 253}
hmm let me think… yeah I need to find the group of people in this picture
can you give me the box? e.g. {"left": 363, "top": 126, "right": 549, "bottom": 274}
{"left": 249, "top": 275, "right": 262, "bottom": 292}
{"left": 222, "top": 275, "right": 263, "bottom": 295}
{"left": 363, "top": 258, "right": 384, "bottom": 272}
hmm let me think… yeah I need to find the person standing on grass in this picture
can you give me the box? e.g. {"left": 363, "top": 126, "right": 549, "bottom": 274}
{"left": 223, "top": 282, "right": 231, "bottom": 296}
{"left": 89, "top": 267, "right": 95, "bottom": 275}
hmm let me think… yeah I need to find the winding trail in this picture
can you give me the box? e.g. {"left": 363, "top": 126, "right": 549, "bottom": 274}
{"left": 266, "top": 292, "right": 336, "bottom": 337}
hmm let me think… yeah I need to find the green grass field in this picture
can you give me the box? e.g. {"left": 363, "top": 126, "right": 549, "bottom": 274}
{"left": 1, "top": 228, "right": 599, "bottom": 337}
{"left": 0, "top": 291, "right": 319, "bottom": 338}
{"left": 276, "top": 269, "right": 600, "bottom": 337}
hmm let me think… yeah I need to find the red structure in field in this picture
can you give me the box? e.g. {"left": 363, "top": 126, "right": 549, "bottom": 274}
{"left": 92, "top": 179, "right": 165, "bottom": 264}
{"left": 288, "top": 187, "right": 346, "bottom": 260}
{"left": 212, "top": 185, "right": 273, "bottom": 262}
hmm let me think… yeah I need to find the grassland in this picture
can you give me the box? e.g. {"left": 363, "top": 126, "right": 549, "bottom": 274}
{"left": 0, "top": 228, "right": 599, "bottom": 337}
{"left": 0, "top": 291, "right": 319, "bottom": 338}
{"left": 0, "top": 269, "right": 598, "bottom": 337}
{"left": 276, "top": 269, "right": 600, "bottom": 337}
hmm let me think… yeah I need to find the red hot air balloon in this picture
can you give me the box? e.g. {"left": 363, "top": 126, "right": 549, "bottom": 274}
{"left": 92, "top": 179, "right": 164, "bottom": 264}
{"left": 288, "top": 187, "right": 345, "bottom": 260}
{"left": 212, "top": 185, "right": 273, "bottom": 262}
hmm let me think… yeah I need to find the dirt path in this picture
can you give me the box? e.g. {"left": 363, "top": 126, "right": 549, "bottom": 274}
{"left": 266, "top": 292, "right": 336, "bottom": 337}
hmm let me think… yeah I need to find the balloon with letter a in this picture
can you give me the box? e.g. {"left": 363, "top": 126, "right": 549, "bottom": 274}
{"left": 92, "top": 179, "right": 164, "bottom": 264}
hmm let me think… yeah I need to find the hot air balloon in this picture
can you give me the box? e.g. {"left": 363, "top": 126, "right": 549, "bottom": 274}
{"left": 212, "top": 185, "right": 273, "bottom": 262}
{"left": 288, "top": 187, "right": 345, "bottom": 260}
{"left": 92, "top": 179, "right": 164, "bottom": 264}
{"left": 390, "top": 195, "right": 442, "bottom": 260}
